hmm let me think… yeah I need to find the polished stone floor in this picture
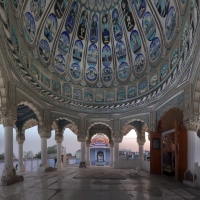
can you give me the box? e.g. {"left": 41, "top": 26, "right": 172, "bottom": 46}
{"left": 0, "top": 166, "right": 200, "bottom": 200}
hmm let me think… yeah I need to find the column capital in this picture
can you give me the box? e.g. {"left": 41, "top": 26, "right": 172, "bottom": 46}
{"left": 113, "top": 137, "right": 122, "bottom": 143}
{"left": 16, "top": 133, "right": 25, "bottom": 144}
{"left": 137, "top": 139, "right": 146, "bottom": 145}
{"left": 1, "top": 114, "right": 16, "bottom": 127}
{"left": 184, "top": 116, "right": 199, "bottom": 132}
{"left": 55, "top": 135, "right": 63, "bottom": 143}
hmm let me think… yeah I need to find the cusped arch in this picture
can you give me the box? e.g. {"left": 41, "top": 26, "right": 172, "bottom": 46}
{"left": 121, "top": 119, "right": 148, "bottom": 136}
{"left": 17, "top": 101, "right": 43, "bottom": 129}
{"left": 87, "top": 122, "right": 113, "bottom": 143}
{"left": 52, "top": 117, "right": 78, "bottom": 135}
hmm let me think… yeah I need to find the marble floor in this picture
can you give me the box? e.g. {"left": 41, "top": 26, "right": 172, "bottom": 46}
{"left": 0, "top": 166, "right": 200, "bottom": 200}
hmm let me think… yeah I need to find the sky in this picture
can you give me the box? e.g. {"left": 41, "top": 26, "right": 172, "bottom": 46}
{"left": 0, "top": 125, "right": 149, "bottom": 158}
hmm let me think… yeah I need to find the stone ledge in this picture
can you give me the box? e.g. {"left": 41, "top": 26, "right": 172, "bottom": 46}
{"left": 1, "top": 175, "right": 24, "bottom": 186}
{"left": 45, "top": 167, "right": 57, "bottom": 172}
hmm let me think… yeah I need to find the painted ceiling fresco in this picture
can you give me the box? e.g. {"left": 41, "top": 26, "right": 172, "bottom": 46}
{"left": 0, "top": 0, "right": 199, "bottom": 108}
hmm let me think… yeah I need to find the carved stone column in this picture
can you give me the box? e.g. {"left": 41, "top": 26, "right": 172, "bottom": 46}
{"left": 55, "top": 136, "right": 63, "bottom": 169}
{"left": 86, "top": 140, "right": 90, "bottom": 166}
{"left": 1, "top": 116, "right": 24, "bottom": 185}
{"left": 16, "top": 132, "right": 25, "bottom": 172}
{"left": 137, "top": 134, "right": 146, "bottom": 161}
{"left": 80, "top": 141, "right": 86, "bottom": 163}
{"left": 113, "top": 138, "right": 121, "bottom": 169}
{"left": 110, "top": 140, "right": 114, "bottom": 167}
{"left": 38, "top": 135, "right": 49, "bottom": 172}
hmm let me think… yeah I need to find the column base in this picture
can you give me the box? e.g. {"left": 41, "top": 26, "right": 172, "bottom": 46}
{"left": 38, "top": 163, "right": 49, "bottom": 172}
{"left": 113, "top": 161, "right": 121, "bottom": 169}
{"left": 1, "top": 165, "right": 24, "bottom": 186}
{"left": 184, "top": 170, "right": 197, "bottom": 182}
{"left": 17, "top": 164, "right": 25, "bottom": 172}
{"left": 79, "top": 162, "right": 86, "bottom": 168}
{"left": 110, "top": 161, "right": 114, "bottom": 167}
{"left": 86, "top": 160, "right": 90, "bottom": 166}
{"left": 55, "top": 161, "right": 63, "bottom": 169}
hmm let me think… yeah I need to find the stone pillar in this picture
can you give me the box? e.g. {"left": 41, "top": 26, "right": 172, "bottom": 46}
{"left": 110, "top": 144, "right": 114, "bottom": 167}
{"left": 62, "top": 152, "right": 67, "bottom": 167}
{"left": 55, "top": 136, "right": 63, "bottom": 169}
{"left": 137, "top": 135, "right": 146, "bottom": 161}
{"left": 1, "top": 116, "right": 24, "bottom": 185}
{"left": 113, "top": 142, "right": 120, "bottom": 169}
{"left": 38, "top": 137, "right": 49, "bottom": 172}
{"left": 16, "top": 134, "right": 25, "bottom": 172}
{"left": 86, "top": 141, "right": 91, "bottom": 166}
{"left": 80, "top": 141, "right": 86, "bottom": 163}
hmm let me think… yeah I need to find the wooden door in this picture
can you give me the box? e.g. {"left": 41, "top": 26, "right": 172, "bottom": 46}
{"left": 150, "top": 132, "right": 161, "bottom": 175}
{"left": 178, "top": 125, "right": 187, "bottom": 181}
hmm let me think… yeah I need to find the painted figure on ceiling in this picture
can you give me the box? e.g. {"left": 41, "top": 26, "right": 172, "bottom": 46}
{"left": 102, "top": 13, "right": 110, "bottom": 44}
{"left": 90, "top": 14, "right": 98, "bottom": 43}
{"left": 77, "top": 11, "right": 88, "bottom": 40}
{"left": 54, "top": 0, "right": 68, "bottom": 18}
{"left": 112, "top": 9, "right": 123, "bottom": 41}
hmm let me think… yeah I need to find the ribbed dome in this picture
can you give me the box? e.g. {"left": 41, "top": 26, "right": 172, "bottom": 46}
{"left": 1, "top": 0, "right": 198, "bottom": 112}
{"left": 91, "top": 134, "right": 109, "bottom": 144}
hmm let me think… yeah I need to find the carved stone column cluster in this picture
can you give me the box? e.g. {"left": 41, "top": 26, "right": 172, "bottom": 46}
{"left": 86, "top": 140, "right": 91, "bottom": 166}
{"left": 55, "top": 136, "right": 63, "bottom": 169}
{"left": 16, "top": 132, "right": 25, "bottom": 172}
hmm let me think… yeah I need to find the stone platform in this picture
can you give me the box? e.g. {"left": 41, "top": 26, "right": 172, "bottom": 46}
{"left": 1, "top": 175, "right": 24, "bottom": 186}
{"left": 45, "top": 167, "right": 57, "bottom": 172}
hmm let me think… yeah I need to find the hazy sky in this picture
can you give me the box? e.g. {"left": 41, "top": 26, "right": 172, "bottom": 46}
{"left": 0, "top": 125, "right": 149, "bottom": 158}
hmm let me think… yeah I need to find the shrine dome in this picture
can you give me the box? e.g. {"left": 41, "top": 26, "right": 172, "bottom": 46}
{"left": 91, "top": 134, "right": 109, "bottom": 144}
{"left": 0, "top": 0, "right": 198, "bottom": 113}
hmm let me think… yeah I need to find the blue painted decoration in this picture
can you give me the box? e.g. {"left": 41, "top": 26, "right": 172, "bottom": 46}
{"left": 44, "top": 13, "right": 58, "bottom": 43}
{"left": 70, "top": 63, "right": 81, "bottom": 79}
{"left": 130, "top": 30, "right": 141, "bottom": 55}
{"left": 52, "top": 80, "right": 61, "bottom": 93}
{"left": 165, "top": 6, "right": 176, "bottom": 40}
{"left": 102, "top": 45, "right": 112, "bottom": 67}
{"left": 117, "top": 89, "right": 126, "bottom": 100}
{"left": 133, "top": 53, "right": 145, "bottom": 73}
{"left": 41, "top": 74, "right": 50, "bottom": 88}
{"left": 58, "top": 31, "right": 70, "bottom": 56}
{"left": 102, "top": 13, "right": 110, "bottom": 44}
{"left": 112, "top": 9, "right": 123, "bottom": 42}
{"left": 121, "top": 0, "right": 135, "bottom": 32}
{"left": 65, "top": 2, "right": 78, "bottom": 34}
{"left": 149, "top": 37, "right": 161, "bottom": 61}
{"left": 160, "top": 63, "right": 169, "bottom": 81}
{"left": 106, "top": 92, "right": 115, "bottom": 102}
{"left": 116, "top": 41, "right": 126, "bottom": 63}
{"left": 118, "top": 62, "right": 129, "bottom": 80}
{"left": 62, "top": 83, "right": 72, "bottom": 97}
{"left": 24, "top": 12, "right": 36, "bottom": 42}
{"left": 74, "top": 89, "right": 82, "bottom": 100}
{"left": 132, "top": 0, "right": 146, "bottom": 18}
{"left": 153, "top": 0, "right": 170, "bottom": 18}
{"left": 85, "top": 91, "right": 93, "bottom": 101}
{"left": 102, "top": 67, "right": 112, "bottom": 82}
{"left": 73, "top": 40, "right": 83, "bottom": 63}
{"left": 95, "top": 92, "right": 104, "bottom": 102}
{"left": 87, "top": 44, "right": 98, "bottom": 68}
{"left": 39, "top": 39, "right": 50, "bottom": 61}
{"left": 31, "top": 64, "right": 39, "bottom": 79}
{"left": 30, "top": 0, "right": 46, "bottom": 21}
{"left": 181, "top": 0, "right": 187, "bottom": 3}
{"left": 54, "top": 0, "right": 68, "bottom": 18}
{"left": 90, "top": 14, "right": 98, "bottom": 44}
{"left": 86, "top": 67, "right": 98, "bottom": 82}
{"left": 12, "top": 0, "right": 19, "bottom": 8}
{"left": 77, "top": 11, "right": 88, "bottom": 40}
{"left": 142, "top": 12, "right": 156, "bottom": 41}
{"left": 55, "top": 54, "right": 65, "bottom": 73}
{"left": 128, "top": 87, "right": 137, "bottom": 98}
{"left": 149, "top": 75, "right": 158, "bottom": 89}
{"left": 138, "top": 80, "right": 147, "bottom": 93}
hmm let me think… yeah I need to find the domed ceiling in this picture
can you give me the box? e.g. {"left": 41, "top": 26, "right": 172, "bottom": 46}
{"left": 0, "top": 0, "right": 199, "bottom": 112}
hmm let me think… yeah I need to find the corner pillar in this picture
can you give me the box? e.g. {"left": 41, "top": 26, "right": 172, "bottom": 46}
{"left": 55, "top": 136, "right": 63, "bottom": 169}
{"left": 16, "top": 133, "right": 25, "bottom": 172}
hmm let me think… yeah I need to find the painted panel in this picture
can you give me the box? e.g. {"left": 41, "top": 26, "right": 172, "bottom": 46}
{"left": 58, "top": 31, "right": 70, "bottom": 56}
{"left": 62, "top": 83, "right": 72, "bottom": 97}
{"left": 117, "top": 88, "right": 126, "bottom": 101}
{"left": 74, "top": 89, "right": 82, "bottom": 100}
{"left": 112, "top": 9, "right": 123, "bottom": 41}
{"left": 30, "top": 0, "right": 46, "bottom": 21}
{"left": 39, "top": 39, "right": 50, "bottom": 62}
{"left": 153, "top": 0, "right": 170, "bottom": 18}
{"left": 118, "top": 62, "right": 129, "bottom": 80}
{"left": 106, "top": 91, "right": 115, "bottom": 102}
{"left": 90, "top": 13, "right": 98, "bottom": 44}
{"left": 24, "top": 12, "right": 36, "bottom": 42}
{"left": 121, "top": 0, "right": 135, "bottom": 32}
{"left": 102, "top": 67, "right": 113, "bottom": 82}
{"left": 102, "top": 45, "right": 112, "bottom": 67}
{"left": 116, "top": 40, "right": 126, "bottom": 63}
{"left": 73, "top": 40, "right": 83, "bottom": 63}
{"left": 149, "top": 37, "right": 161, "bottom": 61}
{"left": 138, "top": 80, "right": 148, "bottom": 94}
{"left": 87, "top": 44, "right": 98, "bottom": 68}
{"left": 86, "top": 67, "right": 98, "bottom": 82}
{"left": 149, "top": 74, "right": 158, "bottom": 89}
{"left": 54, "top": 54, "right": 65, "bottom": 74}
{"left": 44, "top": 13, "right": 58, "bottom": 43}
{"left": 132, "top": 0, "right": 146, "bottom": 18}
{"left": 54, "top": 0, "right": 68, "bottom": 19}
{"left": 84, "top": 90, "right": 93, "bottom": 101}
{"left": 77, "top": 11, "right": 88, "bottom": 40}
{"left": 128, "top": 87, "right": 137, "bottom": 98}
{"left": 160, "top": 63, "right": 169, "bottom": 81}
{"left": 130, "top": 30, "right": 141, "bottom": 55}
{"left": 142, "top": 12, "right": 156, "bottom": 41}
{"left": 165, "top": 6, "right": 176, "bottom": 40}
{"left": 65, "top": 2, "right": 78, "bottom": 34}
{"left": 52, "top": 80, "right": 61, "bottom": 93}
{"left": 70, "top": 63, "right": 81, "bottom": 79}
{"left": 41, "top": 74, "right": 50, "bottom": 88}
{"left": 95, "top": 92, "right": 104, "bottom": 102}
{"left": 30, "top": 64, "right": 39, "bottom": 79}
{"left": 133, "top": 53, "right": 145, "bottom": 74}
{"left": 102, "top": 13, "right": 110, "bottom": 44}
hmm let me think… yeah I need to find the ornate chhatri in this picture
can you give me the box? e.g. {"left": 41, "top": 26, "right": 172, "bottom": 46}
{"left": 0, "top": 0, "right": 199, "bottom": 112}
